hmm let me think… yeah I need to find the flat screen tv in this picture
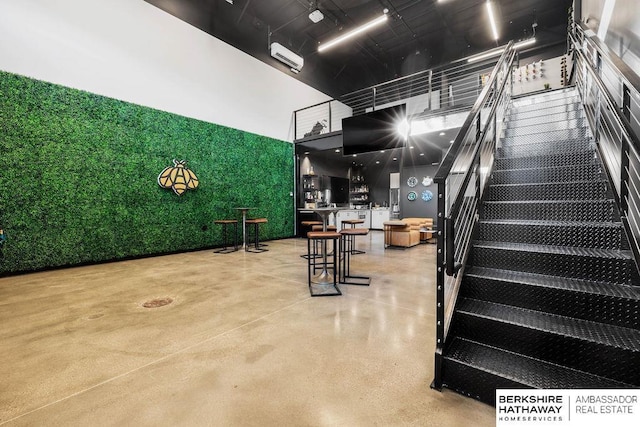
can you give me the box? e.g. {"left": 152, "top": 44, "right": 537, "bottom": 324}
{"left": 342, "top": 104, "right": 407, "bottom": 156}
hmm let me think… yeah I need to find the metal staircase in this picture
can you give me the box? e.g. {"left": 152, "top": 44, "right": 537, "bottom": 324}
{"left": 440, "top": 88, "right": 640, "bottom": 405}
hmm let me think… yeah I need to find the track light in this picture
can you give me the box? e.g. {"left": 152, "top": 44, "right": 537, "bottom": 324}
{"left": 318, "top": 11, "right": 389, "bottom": 53}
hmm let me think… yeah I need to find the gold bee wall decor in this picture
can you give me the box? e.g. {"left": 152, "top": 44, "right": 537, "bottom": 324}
{"left": 157, "top": 159, "right": 199, "bottom": 196}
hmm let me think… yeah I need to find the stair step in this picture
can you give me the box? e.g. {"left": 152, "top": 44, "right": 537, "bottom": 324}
{"left": 502, "top": 127, "right": 591, "bottom": 146}
{"left": 451, "top": 298, "right": 640, "bottom": 385}
{"left": 469, "top": 241, "right": 636, "bottom": 284}
{"left": 512, "top": 87, "right": 577, "bottom": 104}
{"left": 494, "top": 150, "right": 596, "bottom": 170}
{"left": 482, "top": 199, "right": 618, "bottom": 222}
{"left": 492, "top": 163, "right": 602, "bottom": 184}
{"left": 510, "top": 97, "right": 580, "bottom": 115}
{"left": 476, "top": 219, "right": 625, "bottom": 249}
{"left": 486, "top": 180, "right": 610, "bottom": 201}
{"left": 506, "top": 108, "right": 584, "bottom": 128}
{"left": 497, "top": 138, "right": 595, "bottom": 158}
{"left": 504, "top": 118, "right": 586, "bottom": 137}
{"left": 442, "top": 338, "right": 633, "bottom": 405}
{"left": 462, "top": 266, "right": 640, "bottom": 329}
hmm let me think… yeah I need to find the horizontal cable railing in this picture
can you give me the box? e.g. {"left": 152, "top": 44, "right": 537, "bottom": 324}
{"left": 431, "top": 42, "right": 516, "bottom": 390}
{"left": 571, "top": 23, "right": 640, "bottom": 270}
{"left": 293, "top": 57, "right": 497, "bottom": 141}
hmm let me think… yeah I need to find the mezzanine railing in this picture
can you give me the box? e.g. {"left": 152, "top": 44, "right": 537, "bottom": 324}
{"left": 293, "top": 57, "right": 498, "bottom": 141}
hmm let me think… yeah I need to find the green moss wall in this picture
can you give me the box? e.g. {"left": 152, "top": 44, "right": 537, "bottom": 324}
{"left": 0, "top": 71, "right": 294, "bottom": 274}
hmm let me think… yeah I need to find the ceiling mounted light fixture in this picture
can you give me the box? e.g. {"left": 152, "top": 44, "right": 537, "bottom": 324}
{"left": 486, "top": 1, "right": 499, "bottom": 41}
{"left": 467, "top": 38, "right": 536, "bottom": 63}
{"left": 318, "top": 10, "right": 389, "bottom": 53}
{"left": 309, "top": 9, "right": 324, "bottom": 23}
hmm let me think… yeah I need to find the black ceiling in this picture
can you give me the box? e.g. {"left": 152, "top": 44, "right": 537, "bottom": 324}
{"left": 144, "top": 0, "right": 573, "bottom": 98}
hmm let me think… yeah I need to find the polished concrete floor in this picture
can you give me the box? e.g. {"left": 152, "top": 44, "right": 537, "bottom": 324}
{"left": 0, "top": 231, "right": 494, "bottom": 426}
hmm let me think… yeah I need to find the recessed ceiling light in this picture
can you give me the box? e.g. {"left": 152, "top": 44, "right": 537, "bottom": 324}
{"left": 353, "top": 154, "right": 357, "bottom": 157}
{"left": 420, "top": 153, "right": 425, "bottom": 156}
{"left": 376, "top": 161, "right": 380, "bottom": 164}
{"left": 335, "top": 149, "right": 340, "bottom": 153}
{"left": 409, "top": 146, "right": 414, "bottom": 149}
{"left": 380, "top": 150, "right": 385, "bottom": 153}
{"left": 393, "top": 157, "right": 398, "bottom": 161}
{"left": 304, "top": 151, "right": 310, "bottom": 155}
{"left": 439, "top": 132, "right": 445, "bottom": 136}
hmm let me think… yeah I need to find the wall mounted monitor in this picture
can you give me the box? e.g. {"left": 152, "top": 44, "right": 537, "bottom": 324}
{"left": 342, "top": 104, "right": 407, "bottom": 156}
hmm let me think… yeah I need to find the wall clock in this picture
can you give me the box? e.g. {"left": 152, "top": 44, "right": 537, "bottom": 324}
{"left": 422, "top": 176, "right": 433, "bottom": 186}
{"left": 407, "top": 191, "right": 417, "bottom": 201}
{"left": 407, "top": 176, "right": 418, "bottom": 187}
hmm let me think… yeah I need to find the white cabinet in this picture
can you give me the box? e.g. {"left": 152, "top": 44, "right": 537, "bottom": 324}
{"left": 371, "top": 209, "right": 390, "bottom": 230}
{"left": 335, "top": 210, "right": 359, "bottom": 229}
{"left": 335, "top": 209, "right": 374, "bottom": 229}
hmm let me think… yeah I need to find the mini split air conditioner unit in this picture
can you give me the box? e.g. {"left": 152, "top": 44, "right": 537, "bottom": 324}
{"left": 270, "top": 42, "right": 304, "bottom": 72}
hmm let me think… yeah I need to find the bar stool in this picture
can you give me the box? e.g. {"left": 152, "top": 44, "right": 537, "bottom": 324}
{"left": 312, "top": 224, "right": 337, "bottom": 255}
{"left": 245, "top": 218, "right": 268, "bottom": 253}
{"left": 301, "top": 220, "right": 322, "bottom": 233}
{"left": 339, "top": 228, "right": 371, "bottom": 286}
{"left": 213, "top": 219, "right": 238, "bottom": 253}
{"left": 341, "top": 219, "right": 366, "bottom": 254}
{"left": 311, "top": 225, "right": 337, "bottom": 231}
{"left": 300, "top": 220, "right": 323, "bottom": 259}
{"left": 307, "top": 231, "right": 342, "bottom": 297}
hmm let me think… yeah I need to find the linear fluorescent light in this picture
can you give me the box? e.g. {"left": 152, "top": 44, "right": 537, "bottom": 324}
{"left": 467, "top": 38, "right": 536, "bottom": 63}
{"left": 318, "top": 12, "right": 388, "bottom": 52}
{"left": 468, "top": 48, "right": 504, "bottom": 63}
{"left": 487, "top": 1, "right": 499, "bottom": 41}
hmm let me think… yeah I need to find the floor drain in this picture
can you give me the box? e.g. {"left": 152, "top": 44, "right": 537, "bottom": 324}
{"left": 142, "top": 297, "right": 173, "bottom": 308}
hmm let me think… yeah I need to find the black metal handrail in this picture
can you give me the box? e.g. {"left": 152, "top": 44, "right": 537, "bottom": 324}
{"left": 431, "top": 42, "right": 517, "bottom": 390}
{"left": 570, "top": 25, "right": 640, "bottom": 273}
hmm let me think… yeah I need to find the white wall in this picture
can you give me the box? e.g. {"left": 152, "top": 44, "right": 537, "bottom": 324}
{"left": 0, "top": 0, "right": 332, "bottom": 141}
{"left": 582, "top": 0, "right": 640, "bottom": 79}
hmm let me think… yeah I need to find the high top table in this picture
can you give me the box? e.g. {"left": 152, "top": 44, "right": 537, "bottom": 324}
{"left": 307, "top": 207, "right": 341, "bottom": 284}
{"left": 235, "top": 207, "right": 254, "bottom": 250}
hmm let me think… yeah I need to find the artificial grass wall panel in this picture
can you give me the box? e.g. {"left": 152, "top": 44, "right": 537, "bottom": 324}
{"left": 0, "top": 71, "right": 294, "bottom": 274}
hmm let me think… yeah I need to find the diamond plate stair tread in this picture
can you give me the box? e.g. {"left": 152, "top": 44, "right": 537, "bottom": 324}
{"left": 502, "top": 129, "right": 591, "bottom": 146}
{"left": 494, "top": 151, "right": 597, "bottom": 169}
{"left": 506, "top": 110, "right": 584, "bottom": 129}
{"left": 456, "top": 298, "right": 640, "bottom": 351}
{"left": 510, "top": 97, "right": 581, "bottom": 113}
{"left": 488, "top": 179, "right": 607, "bottom": 201}
{"left": 493, "top": 163, "right": 600, "bottom": 174}
{"left": 465, "top": 266, "right": 640, "bottom": 301}
{"left": 496, "top": 139, "right": 595, "bottom": 158}
{"left": 491, "top": 167, "right": 603, "bottom": 186}
{"left": 482, "top": 202, "right": 619, "bottom": 222}
{"left": 472, "top": 240, "right": 634, "bottom": 261}
{"left": 511, "top": 90, "right": 577, "bottom": 103}
{"left": 505, "top": 121, "right": 588, "bottom": 138}
{"left": 445, "top": 338, "right": 633, "bottom": 389}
